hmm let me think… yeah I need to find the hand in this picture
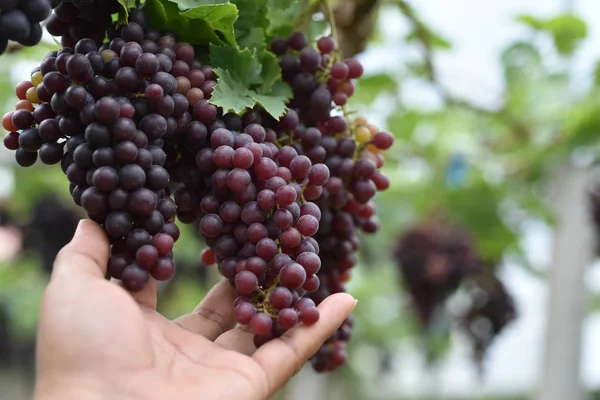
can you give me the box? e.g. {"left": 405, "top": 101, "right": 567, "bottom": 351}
{"left": 34, "top": 220, "right": 356, "bottom": 400}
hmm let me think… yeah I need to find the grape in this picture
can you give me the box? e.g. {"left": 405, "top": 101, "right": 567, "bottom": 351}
{"left": 152, "top": 257, "right": 176, "bottom": 280}
{"left": 105, "top": 211, "right": 133, "bottom": 239}
{"left": 250, "top": 312, "right": 272, "bottom": 335}
{"left": 280, "top": 263, "right": 306, "bottom": 289}
{"left": 278, "top": 308, "right": 298, "bottom": 329}
{"left": 121, "top": 264, "right": 150, "bottom": 292}
{"left": 235, "top": 270, "right": 258, "bottom": 294}
{"left": 235, "top": 302, "right": 256, "bottom": 325}
{"left": 269, "top": 287, "right": 293, "bottom": 310}
{"left": 299, "top": 306, "right": 319, "bottom": 325}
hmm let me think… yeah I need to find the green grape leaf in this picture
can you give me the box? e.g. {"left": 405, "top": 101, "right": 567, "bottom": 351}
{"left": 210, "top": 45, "right": 262, "bottom": 85}
{"left": 267, "top": 0, "right": 300, "bottom": 38}
{"left": 238, "top": 27, "right": 266, "bottom": 53}
{"left": 144, "top": 0, "right": 238, "bottom": 46}
{"left": 117, "top": 0, "right": 137, "bottom": 23}
{"left": 210, "top": 68, "right": 258, "bottom": 113}
{"left": 259, "top": 50, "right": 281, "bottom": 93}
{"left": 175, "top": 0, "right": 230, "bottom": 8}
{"left": 180, "top": 4, "right": 238, "bottom": 45}
{"left": 254, "top": 82, "right": 293, "bottom": 119}
{"left": 230, "top": 0, "right": 269, "bottom": 51}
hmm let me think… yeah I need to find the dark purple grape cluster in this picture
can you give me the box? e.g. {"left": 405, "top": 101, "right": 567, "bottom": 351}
{"left": 45, "top": 0, "right": 122, "bottom": 48}
{"left": 459, "top": 273, "right": 516, "bottom": 370}
{"left": 394, "top": 222, "right": 481, "bottom": 326}
{"left": 0, "top": 0, "right": 53, "bottom": 54}
{"left": 1, "top": 12, "right": 209, "bottom": 291}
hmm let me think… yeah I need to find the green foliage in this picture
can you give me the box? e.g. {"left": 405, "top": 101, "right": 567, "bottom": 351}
{"left": 517, "top": 13, "right": 587, "bottom": 55}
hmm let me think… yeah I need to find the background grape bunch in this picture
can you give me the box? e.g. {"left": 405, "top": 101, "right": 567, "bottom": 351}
{"left": 1, "top": 2, "right": 395, "bottom": 372}
{"left": 394, "top": 222, "right": 481, "bottom": 326}
{"left": 0, "top": 0, "right": 54, "bottom": 54}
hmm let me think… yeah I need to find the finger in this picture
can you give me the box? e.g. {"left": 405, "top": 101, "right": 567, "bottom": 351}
{"left": 252, "top": 293, "right": 357, "bottom": 394}
{"left": 173, "top": 279, "right": 237, "bottom": 340}
{"left": 215, "top": 325, "right": 256, "bottom": 356}
{"left": 52, "top": 220, "right": 110, "bottom": 281}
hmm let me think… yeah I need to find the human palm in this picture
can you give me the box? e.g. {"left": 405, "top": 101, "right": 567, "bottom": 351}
{"left": 35, "top": 221, "right": 356, "bottom": 400}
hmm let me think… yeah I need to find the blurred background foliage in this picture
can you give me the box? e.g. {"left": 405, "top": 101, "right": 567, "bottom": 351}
{"left": 3, "top": 0, "right": 600, "bottom": 399}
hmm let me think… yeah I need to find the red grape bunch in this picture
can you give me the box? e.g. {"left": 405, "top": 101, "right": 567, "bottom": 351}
{"left": 394, "top": 222, "right": 481, "bottom": 327}
{"left": 257, "top": 33, "right": 394, "bottom": 371}
{"left": 0, "top": 0, "right": 53, "bottom": 54}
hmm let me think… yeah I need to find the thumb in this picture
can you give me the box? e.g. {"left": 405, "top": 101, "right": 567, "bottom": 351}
{"left": 52, "top": 219, "right": 110, "bottom": 281}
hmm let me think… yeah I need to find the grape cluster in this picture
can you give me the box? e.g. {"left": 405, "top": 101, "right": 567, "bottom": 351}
{"left": 2, "top": 6, "right": 395, "bottom": 373}
{"left": 263, "top": 34, "right": 394, "bottom": 371}
{"left": 45, "top": 0, "right": 122, "bottom": 48}
{"left": 0, "top": 0, "right": 53, "bottom": 54}
{"left": 394, "top": 222, "right": 480, "bottom": 326}
{"left": 2, "top": 12, "right": 196, "bottom": 291}
{"left": 459, "top": 273, "right": 516, "bottom": 369}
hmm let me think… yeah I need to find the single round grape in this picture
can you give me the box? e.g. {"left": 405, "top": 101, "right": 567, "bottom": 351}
{"left": 105, "top": 211, "right": 133, "bottom": 239}
{"left": 92, "top": 166, "right": 119, "bottom": 192}
{"left": 299, "top": 306, "right": 320, "bottom": 325}
{"left": 38, "top": 143, "right": 64, "bottom": 165}
{"left": 241, "top": 202, "right": 265, "bottom": 225}
{"left": 296, "top": 252, "right": 321, "bottom": 275}
{"left": 256, "top": 238, "right": 278, "bottom": 260}
{"left": 317, "top": 36, "right": 335, "bottom": 54}
{"left": 18, "top": 127, "right": 43, "bottom": 152}
{"left": 152, "top": 257, "right": 176, "bottom": 281}
{"left": 107, "top": 254, "right": 129, "bottom": 279}
{"left": 92, "top": 147, "right": 116, "bottom": 167}
{"left": 345, "top": 58, "right": 364, "bottom": 79}
{"left": 280, "top": 263, "right": 306, "bottom": 289}
{"left": 302, "top": 275, "right": 320, "bottom": 292}
{"left": 200, "top": 248, "right": 216, "bottom": 266}
{"left": 235, "top": 270, "right": 258, "bottom": 295}
{"left": 128, "top": 188, "right": 157, "bottom": 216}
{"left": 254, "top": 157, "right": 277, "bottom": 181}
{"left": 373, "top": 131, "right": 394, "bottom": 150}
{"left": 226, "top": 168, "right": 251, "bottom": 193}
{"left": 219, "top": 201, "right": 241, "bottom": 223}
{"left": 136, "top": 244, "right": 159, "bottom": 269}
{"left": 162, "top": 222, "right": 181, "bottom": 241}
{"left": 210, "top": 128, "right": 234, "bottom": 149}
{"left": 296, "top": 215, "right": 319, "bottom": 236}
{"left": 199, "top": 214, "right": 224, "bottom": 238}
{"left": 12, "top": 109, "right": 34, "bottom": 130}
{"left": 146, "top": 165, "right": 170, "bottom": 191}
{"left": 232, "top": 147, "right": 254, "bottom": 169}
{"left": 276, "top": 185, "right": 297, "bottom": 206}
{"left": 152, "top": 233, "right": 174, "bottom": 256}
{"left": 121, "top": 264, "right": 150, "bottom": 292}
{"left": 249, "top": 312, "right": 272, "bottom": 335}
{"left": 126, "top": 229, "right": 152, "bottom": 251}
{"left": 234, "top": 302, "right": 257, "bottom": 325}
{"left": 278, "top": 308, "right": 299, "bottom": 329}
{"left": 119, "top": 164, "right": 146, "bottom": 191}
{"left": 269, "top": 286, "right": 293, "bottom": 310}
{"left": 15, "top": 148, "right": 38, "bottom": 167}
